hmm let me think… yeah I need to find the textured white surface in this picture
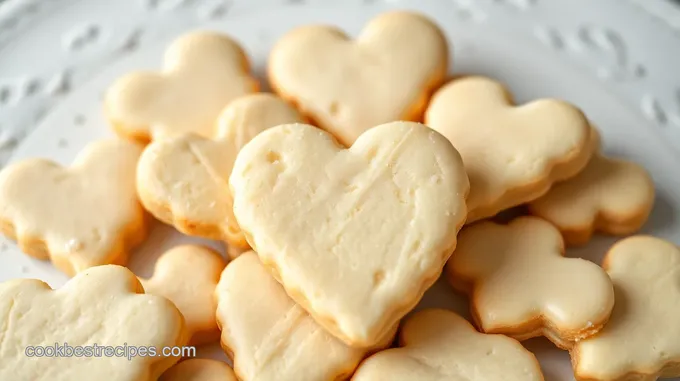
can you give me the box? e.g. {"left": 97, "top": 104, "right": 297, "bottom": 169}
{"left": 0, "top": 1, "right": 679, "bottom": 380}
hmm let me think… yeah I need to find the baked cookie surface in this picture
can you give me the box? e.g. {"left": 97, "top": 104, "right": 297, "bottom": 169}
{"left": 425, "top": 76, "right": 595, "bottom": 222}
{"left": 0, "top": 139, "right": 148, "bottom": 276}
{"left": 105, "top": 31, "right": 258, "bottom": 143}
{"left": 229, "top": 121, "right": 469, "bottom": 347}
{"left": 269, "top": 11, "right": 448, "bottom": 145}
{"left": 0, "top": 265, "right": 187, "bottom": 381}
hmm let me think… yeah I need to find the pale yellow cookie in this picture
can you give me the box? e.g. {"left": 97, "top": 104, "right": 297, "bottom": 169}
{"left": 105, "top": 31, "right": 259, "bottom": 143}
{"left": 0, "top": 265, "right": 188, "bottom": 380}
{"left": 160, "top": 359, "right": 237, "bottom": 381}
{"left": 0, "top": 139, "right": 148, "bottom": 276}
{"left": 136, "top": 93, "right": 303, "bottom": 252}
{"left": 216, "top": 252, "right": 386, "bottom": 380}
{"left": 230, "top": 122, "right": 469, "bottom": 347}
{"left": 529, "top": 129, "right": 654, "bottom": 246}
{"left": 446, "top": 216, "right": 614, "bottom": 349}
{"left": 571, "top": 236, "right": 680, "bottom": 381}
{"left": 140, "top": 245, "right": 226, "bottom": 346}
{"left": 425, "top": 76, "right": 595, "bottom": 222}
{"left": 352, "top": 309, "right": 544, "bottom": 381}
{"left": 268, "top": 11, "right": 448, "bottom": 146}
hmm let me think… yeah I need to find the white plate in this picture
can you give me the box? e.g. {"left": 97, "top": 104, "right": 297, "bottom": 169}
{"left": 1, "top": 0, "right": 679, "bottom": 380}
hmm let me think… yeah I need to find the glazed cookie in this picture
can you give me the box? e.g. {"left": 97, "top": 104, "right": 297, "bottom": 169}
{"left": 230, "top": 122, "right": 469, "bottom": 347}
{"left": 0, "top": 265, "right": 187, "bottom": 380}
{"left": 572, "top": 236, "right": 680, "bottom": 381}
{"left": 140, "top": 245, "right": 226, "bottom": 345}
{"left": 160, "top": 359, "right": 237, "bottom": 381}
{"left": 136, "top": 94, "right": 303, "bottom": 252}
{"left": 0, "top": 139, "right": 148, "bottom": 276}
{"left": 216, "top": 252, "right": 386, "bottom": 381}
{"left": 446, "top": 216, "right": 614, "bottom": 349}
{"left": 268, "top": 11, "right": 448, "bottom": 146}
{"left": 105, "top": 31, "right": 258, "bottom": 143}
{"left": 529, "top": 129, "right": 654, "bottom": 246}
{"left": 425, "top": 76, "right": 595, "bottom": 222}
{"left": 352, "top": 309, "right": 544, "bottom": 381}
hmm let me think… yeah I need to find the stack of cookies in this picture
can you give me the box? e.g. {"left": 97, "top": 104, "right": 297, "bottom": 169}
{"left": 0, "top": 10, "right": 678, "bottom": 381}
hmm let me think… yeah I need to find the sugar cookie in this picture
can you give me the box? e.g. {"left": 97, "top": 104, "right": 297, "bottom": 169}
{"left": 140, "top": 245, "right": 226, "bottom": 346}
{"left": 446, "top": 216, "right": 614, "bottom": 349}
{"left": 268, "top": 11, "right": 448, "bottom": 146}
{"left": 0, "top": 139, "right": 148, "bottom": 276}
{"left": 0, "top": 265, "right": 187, "bottom": 380}
{"left": 529, "top": 129, "right": 654, "bottom": 246}
{"left": 105, "top": 31, "right": 258, "bottom": 143}
{"left": 571, "top": 236, "right": 680, "bottom": 381}
{"left": 425, "top": 76, "right": 595, "bottom": 222}
{"left": 352, "top": 309, "right": 544, "bottom": 381}
{"left": 136, "top": 93, "right": 303, "bottom": 252}
{"left": 216, "top": 252, "right": 386, "bottom": 380}
{"left": 160, "top": 359, "right": 237, "bottom": 381}
{"left": 230, "top": 122, "right": 469, "bottom": 347}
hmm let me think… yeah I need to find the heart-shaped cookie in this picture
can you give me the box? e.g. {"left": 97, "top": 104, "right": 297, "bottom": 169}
{"left": 268, "top": 11, "right": 448, "bottom": 146}
{"left": 105, "top": 31, "right": 259, "bottom": 143}
{"left": 230, "top": 121, "right": 469, "bottom": 347}
{"left": 352, "top": 309, "right": 545, "bottom": 381}
{"left": 0, "top": 139, "right": 148, "bottom": 276}
{"left": 446, "top": 216, "right": 615, "bottom": 349}
{"left": 140, "top": 245, "right": 226, "bottom": 345}
{"left": 425, "top": 76, "right": 595, "bottom": 222}
{"left": 571, "top": 236, "right": 680, "bottom": 381}
{"left": 0, "top": 265, "right": 187, "bottom": 380}
{"left": 529, "top": 129, "right": 655, "bottom": 246}
{"left": 136, "top": 94, "right": 303, "bottom": 252}
{"left": 215, "top": 252, "right": 385, "bottom": 381}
